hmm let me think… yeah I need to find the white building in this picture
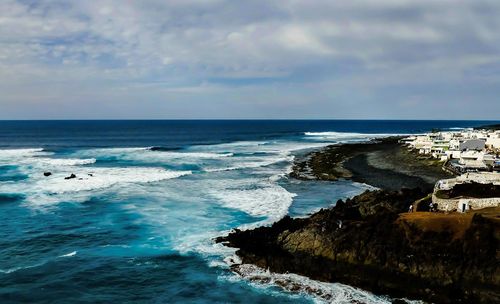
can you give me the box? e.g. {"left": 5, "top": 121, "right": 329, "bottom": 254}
{"left": 402, "top": 129, "right": 499, "bottom": 170}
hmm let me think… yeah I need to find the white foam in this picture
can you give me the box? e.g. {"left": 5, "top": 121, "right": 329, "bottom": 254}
{"left": 86, "top": 147, "right": 149, "bottom": 153}
{"left": 35, "top": 158, "right": 96, "bottom": 166}
{"left": 32, "top": 167, "right": 191, "bottom": 195}
{"left": 230, "top": 264, "right": 393, "bottom": 304}
{"left": 262, "top": 141, "right": 330, "bottom": 153}
{"left": 71, "top": 147, "right": 235, "bottom": 165}
{"left": 157, "top": 152, "right": 233, "bottom": 159}
{"left": 202, "top": 141, "right": 269, "bottom": 149}
{"left": 204, "top": 154, "right": 294, "bottom": 172}
{"left": 447, "top": 127, "right": 468, "bottom": 131}
{"left": 121, "top": 151, "right": 234, "bottom": 164}
{"left": 304, "top": 131, "right": 397, "bottom": 142}
{"left": 0, "top": 148, "right": 44, "bottom": 156}
{"left": 0, "top": 140, "right": 398, "bottom": 303}
{"left": 0, "top": 148, "right": 50, "bottom": 163}
{"left": 59, "top": 251, "right": 77, "bottom": 257}
{"left": 211, "top": 183, "right": 296, "bottom": 223}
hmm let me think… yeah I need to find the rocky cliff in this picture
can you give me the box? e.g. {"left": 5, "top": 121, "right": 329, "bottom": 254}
{"left": 217, "top": 189, "right": 500, "bottom": 303}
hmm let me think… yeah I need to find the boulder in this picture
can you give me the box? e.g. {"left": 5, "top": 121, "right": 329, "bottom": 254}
{"left": 64, "top": 173, "right": 76, "bottom": 180}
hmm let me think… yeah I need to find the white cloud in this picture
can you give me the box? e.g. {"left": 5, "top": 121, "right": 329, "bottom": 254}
{"left": 0, "top": 0, "right": 499, "bottom": 119}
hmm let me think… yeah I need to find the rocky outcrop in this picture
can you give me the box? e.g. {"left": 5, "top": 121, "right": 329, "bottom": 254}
{"left": 64, "top": 173, "right": 76, "bottom": 180}
{"left": 217, "top": 189, "right": 500, "bottom": 303}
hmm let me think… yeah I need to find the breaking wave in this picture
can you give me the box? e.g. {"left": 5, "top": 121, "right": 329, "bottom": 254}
{"left": 304, "top": 131, "right": 398, "bottom": 142}
{"left": 211, "top": 183, "right": 296, "bottom": 224}
{"left": 35, "top": 158, "right": 97, "bottom": 166}
{"left": 227, "top": 264, "right": 421, "bottom": 304}
{"left": 32, "top": 167, "right": 192, "bottom": 195}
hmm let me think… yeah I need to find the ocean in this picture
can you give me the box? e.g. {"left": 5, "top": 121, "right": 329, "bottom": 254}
{"left": 0, "top": 120, "right": 495, "bottom": 303}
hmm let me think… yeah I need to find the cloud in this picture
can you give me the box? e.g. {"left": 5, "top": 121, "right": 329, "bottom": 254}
{"left": 0, "top": 0, "right": 499, "bottom": 119}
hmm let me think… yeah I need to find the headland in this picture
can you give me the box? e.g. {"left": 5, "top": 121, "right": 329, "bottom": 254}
{"left": 218, "top": 132, "right": 500, "bottom": 303}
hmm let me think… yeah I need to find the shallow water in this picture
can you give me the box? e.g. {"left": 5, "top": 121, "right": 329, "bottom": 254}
{"left": 0, "top": 120, "right": 493, "bottom": 303}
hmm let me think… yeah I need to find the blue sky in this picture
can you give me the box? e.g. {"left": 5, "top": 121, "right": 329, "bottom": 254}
{"left": 1, "top": 0, "right": 499, "bottom": 119}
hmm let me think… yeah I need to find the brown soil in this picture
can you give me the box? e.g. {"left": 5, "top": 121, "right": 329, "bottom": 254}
{"left": 398, "top": 207, "right": 500, "bottom": 241}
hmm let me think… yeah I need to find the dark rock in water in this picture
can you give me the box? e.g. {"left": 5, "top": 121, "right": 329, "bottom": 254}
{"left": 217, "top": 189, "right": 500, "bottom": 303}
{"left": 149, "top": 146, "right": 181, "bottom": 151}
{"left": 43, "top": 172, "right": 52, "bottom": 177}
{"left": 64, "top": 174, "right": 76, "bottom": 180}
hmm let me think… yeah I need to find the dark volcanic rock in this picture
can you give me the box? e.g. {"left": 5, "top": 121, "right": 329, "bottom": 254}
{"left": 149, "top": 146, "right": 181, "bottom": 151}
{"left": 476, "top": 124, "right": 500, "bottom": 130}
{"left": 64, "top": 173, "right": 76, "bottom": 180}
{"left": 217, "top": 189, "right": 500, "bottom": 303}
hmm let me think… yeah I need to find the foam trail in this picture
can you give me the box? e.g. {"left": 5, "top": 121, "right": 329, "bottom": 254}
{"left": 0, "top": 261, "right": 48, "bottom": 274}
{"left": 59, "top": 251, "right": 77, "bottom": 258}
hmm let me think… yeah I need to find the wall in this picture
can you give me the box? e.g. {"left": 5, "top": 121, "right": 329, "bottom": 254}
{"left": 432, "top": 194, "right": 500, "bottom": 212}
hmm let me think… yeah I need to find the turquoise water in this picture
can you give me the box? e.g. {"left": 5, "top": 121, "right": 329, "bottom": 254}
{"left": 0, "top": 120, "right": 495, "bottom": 303}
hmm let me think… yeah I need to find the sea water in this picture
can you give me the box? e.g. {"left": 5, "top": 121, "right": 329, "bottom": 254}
{"left": 0, "top": 120, "right": 494, "bottom": 303}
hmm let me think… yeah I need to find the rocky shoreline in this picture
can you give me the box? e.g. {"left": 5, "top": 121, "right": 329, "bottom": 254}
{"left": 218, "top": 138, "right": 500, "bottom": 303}
{"left": 290, "top": 137, "right": 451, "bottom": 192}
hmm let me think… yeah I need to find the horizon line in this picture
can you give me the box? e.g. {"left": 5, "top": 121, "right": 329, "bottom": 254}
{"left": 0, "top": 118, "right": 499, "bottom": 122}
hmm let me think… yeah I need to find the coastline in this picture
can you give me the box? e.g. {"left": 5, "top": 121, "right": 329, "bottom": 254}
{"left": 218, "top": 137, "right": 500, "bottom": 303}
{"left": 291, "top": 137, "right": 452, "bottom": 192}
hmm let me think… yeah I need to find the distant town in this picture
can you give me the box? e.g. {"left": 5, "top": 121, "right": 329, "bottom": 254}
{"left": 402, "top": 128, "right": 500, "bottom": 213}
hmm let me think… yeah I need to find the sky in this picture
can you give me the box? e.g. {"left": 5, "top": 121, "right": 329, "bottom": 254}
{"left": 0, "top": 0, "right": 499, "bottom": 120}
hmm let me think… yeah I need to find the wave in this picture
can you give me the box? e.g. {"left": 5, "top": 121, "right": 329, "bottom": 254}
{"left": 0, "top": 148, "right": 49, "bottom": 161}
{"left": 156, "top": 152, "right": 234, "bottom": 159}
{"left": 35, "top": 158, "right": 97, "bottom": 166}
{"left": 304, "top": 131, "right": 398, "bottom": 141}
{"left": 0, "top": 148, "right": 44, "bottom": 154}
{"left": 0, "top": 260, "right": 48, "bottom": 274}
{"left": 203, "top": 152, "right": 294, "bottom": 173}
{"left": 210, "top": 183, "right": 296, "bottom": 223}
{"left": 74, "top": 147, "right": 234, "bottom": 164}
{"left": 1, "top": 251, "right": 77, "bottom": 275}
{"left": 230, "top": 264, "right": 395, "bottom": 304}
{"left": 76, "top": 147, "right": 149, "bottom": 156}
{"left": 0, "top": 149, "right": 97, "bottom": 169}
{"left": 204, "top": 158, "right": 293, "bottom": 173}
{"left": 59, "top": 251, "right": 77, "bottom": 258}
{"left": 446, "top": 127, "right": 471, "bottom": 131}
{"left": 33, "top": 167, "right": 192, "bottom": 195}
